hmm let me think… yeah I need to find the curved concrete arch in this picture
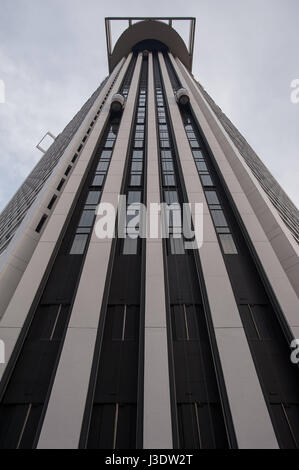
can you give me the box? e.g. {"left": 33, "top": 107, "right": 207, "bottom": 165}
{"left": 110, "top": 20, "right": 191, "bottom": 72}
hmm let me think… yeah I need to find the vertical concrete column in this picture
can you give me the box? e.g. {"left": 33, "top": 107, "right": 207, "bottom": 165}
{"left": 143, "top": 53, "right": 173, "bottom": 449}
{"left": 0, "top": 56, "right": 129, "bottom": 383}
{"left": 37, "top": 54, "right": 143, "bottom": 449}
{"left": 159, "top": 52, "right": 278, "bottom": 449}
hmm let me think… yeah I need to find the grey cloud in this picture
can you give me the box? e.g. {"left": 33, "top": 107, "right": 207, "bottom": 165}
{"left": 0, "top": 0, "right": 298, "bottom": 210}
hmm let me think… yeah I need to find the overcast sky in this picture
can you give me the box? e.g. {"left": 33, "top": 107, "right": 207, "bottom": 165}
{"left": 0, "top": 0, "right": 298, "bottom": 212}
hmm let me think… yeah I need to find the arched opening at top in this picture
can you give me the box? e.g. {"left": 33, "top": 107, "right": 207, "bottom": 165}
{"left": 107, "top": 19, "right": 194, "bottom": 73}
{"left": 132, "top": 39, "right": 169, "bottom": 54}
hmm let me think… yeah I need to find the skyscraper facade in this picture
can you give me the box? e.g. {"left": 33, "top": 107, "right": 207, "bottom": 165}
{"left": 0, "top": 17, "right": 298, "bottom": 450}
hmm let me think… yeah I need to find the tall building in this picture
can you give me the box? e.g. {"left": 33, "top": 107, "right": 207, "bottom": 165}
{"left": 0, "top": 17, "right": 298, "bottom": 450}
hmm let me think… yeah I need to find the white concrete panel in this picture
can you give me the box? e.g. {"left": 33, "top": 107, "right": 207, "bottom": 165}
{"left": 204, "top": 275, "right": 243, "bottom": 328}
{"left": 215, "top": 328, "right": 278, "bottom": 449}
{"left": 143, "top": 328, "right": 173, "bottom": 449}
{"left": 145, "top": 277, "right": 168, "bottom": 329}
{"left": 37, "top": 328, "right": 98, "bottom": 449}
{"left": 69, "top": 243, "right": 112, "bottom": 329}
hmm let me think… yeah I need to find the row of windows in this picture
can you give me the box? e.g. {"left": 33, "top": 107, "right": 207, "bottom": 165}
{"left": 123, "top": 61, "right": 148, "bottom": 256}
{"left": 70, "top": 122, "right": 120, "bottom": 255}
{"left": 120, "top": 55, "right": 137, "bottom": 99}
{"left": 182, "top": 114, "right": 238, "bottom": 255}
{"left": 154, "top": 81, "right": 186, "bottom": 255}
{"left": 129, "top": 97, "right": 146, "bottom": 189}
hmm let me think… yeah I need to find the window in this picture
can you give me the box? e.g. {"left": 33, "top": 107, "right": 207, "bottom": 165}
{"left": 131, "top": 161, "right": 143, "bottom": 172}
{"left": 70, "top": 234, "right": 88, "bottom": 255}
{"left": 193, "top": 150, "right": 204, "bottom": 160}
{"left": 130, "top": 175, "right": 142, "bottom": 187}
{"left": 160, "top": 132, "right": 169, "bottom": 139}
{"left": 47, "top": 195, "right": 57, "bottom": 210}
{"left": 101, "top": 150, "right": 112, "bottom": 160}
{"left": 133, "top": 150, "right": 143, "bottom": 160}
{"left": 86, "top": 191, "right": 101, "bottom": 206}
{"left": 161, "top": 150, "right": 172, "bottom": 160}
{"left": 104, "top": 140, "right": 114, "bottom": 149}
{"left": 123, "top": 236, "right": 138, "bottom": 255}
{"left": 170, "top": 236, "right": 185, "bottom": 255}
{"left": 135, "top": 132, "right": 144, "bottom": 140}
{"left": 196, "top": 161, "right": 208, "bottom": 172}
{"left": 216, "top": 227, "right": 230, "bottom": 234}
{"left": 162, "top": 161, "right": 174, "bottom": 172}
{"left": 65, "top": 166, "right": 72, "bottom": 176}
{"left": 97, "top": 161, "right": 109, "bottom": 172}
{"left": 205, "top": 191, "right": 220, "bottom": 206}
{"left": 164, "top": 191, "right": 179, "bottom": 204}
{"left": 79, "top": 210, "right": 95, "bottom": 228}
{"left": 108, "top": 127, "right": 117, "bottom": 138}
{"left": 134, "top": 140, "right": 143, "bottom": 148}
{"left": 164, "top": 175, "right": 176, "bottom": 186}
{"left": 92, "top": 175, "right": 105, "bottom": 187}
{"left": 219, "top": 234, "right": 238, "bottom": 254}
{"left": 57, "top": 179, "right": 65, "bottom": 191}
{"left": 187, "top": 131, "right": 196, "bottom": 140}
{"left": 36, "top": 215, "right": 47, "bottom": 233}
{"left": 211, "top": 209, "right": 228, "bottom": 228}
{"left": 128, "top": 191, "right": 141, "bottom": 205}
{"left": 167, "top": 205, "right": 182, "bottom": 233}
{"left": 76, "top": 227, "right": 91, "bottom": 234}
{"left": 190, "top": 139, "right": 200, "bottom": 148}
{"left": 200, "top": 175, "right": 213, "bottom": 187}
